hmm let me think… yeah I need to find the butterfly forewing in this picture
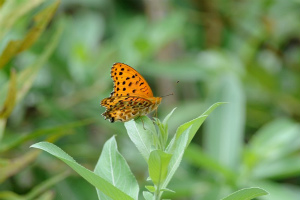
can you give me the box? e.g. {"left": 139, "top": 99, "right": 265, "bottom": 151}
{"left": 110, "top": 63, "right": 154, "bottom": 98}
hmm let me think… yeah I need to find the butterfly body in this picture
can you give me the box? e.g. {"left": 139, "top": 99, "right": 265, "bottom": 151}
{"left": 101, "top": 63, "right": 161, "bottom": 122}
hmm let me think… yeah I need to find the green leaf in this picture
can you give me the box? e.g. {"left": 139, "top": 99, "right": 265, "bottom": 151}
{"left": 244, "top": 119, "right": 300, "bottom": 177}
{"left": 221, "top": 187, "right": 268, "bottom": 200}
{"left": 0, "top": 72, "right": 16, "bottom": 141}
{"left": 252, "top": 155, "right": 300, "bottom": 179}
{"left": 204, "top": 74, "right": 245, "bottom": 171}
{"left": 19, "top": 0, "right": 59, "bottom": 52}
{"left": 160, "top": 188, "right": 175, "bottom": 193}
{"left": 161, "top": 126, "right": 190, "bottom": 189}
{"left": 145, "top": 185, "right": 155, "bottom": 192}
{"left": 160, "top": 108, "right": 177, "bottom": 148}
{"left": 0, "top": 0, "right": 59, "bottom": 68}
{"left": 143, "top": 191, "right": 153, "bottom": 200}
{"left": 124, "top": 116, "right": 156, "bottom": 161}
{"left": 0, "top": 118, "right": 95, "bottom": 153}
{"left": 248, "top": 118, "right": 300, "bottom": 161}
{"left": 0, "top": 150, "right": 40, "bottom": 183}
{"left": 0, "top": 119, "right": 5, "bottom": 142}
{"left": 167, "top": 102, "right": 225, "bottom": 153}
{"left": 34, "top": 191, "right": 55, "bottom": 200}
{"left": 184, "top": 143, "right": 236, "bottom": 183}
{"left": 0, "top": 0, "right": 44, "bottom": 40}
{"left": 94, "top": 136, "right": 139, "bottom": 200}
{"left": 251, "top": 180, "right": 300, "bottom": 200}
{"left": 24, "top": 171, "right": 69, "bottom": 200}
{"left": 0, "top": 171, "right": 68, "bottom": 200}
{"left": 0, "top": 190, "right": 22, "bottom": 199}
{"left": 0, "top": 14, "right": 64, "bottom": 108}
{"left": 0, "top": 69, "right": 16, "bottom": 119}
{"left": 148, "top": 150, "right": 172, "bottom": 186}
{"left": 162, "top": 107, "right": 176, "bottom": 125}
{"left": 0, "top": 0, "right": 5, "bottom": 8}
{"left": 31, "top": 142, "right": 134, "bottom": 200}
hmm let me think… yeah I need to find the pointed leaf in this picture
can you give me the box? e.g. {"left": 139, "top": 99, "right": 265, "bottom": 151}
{"left": 160, "top": 108, "right": 176, "bottom": 148}
{"left": 18, "top": 0, "right": 59, "bottom": 53}
{"left": 0, "top": 69, "right": 16, "bottom": 119}
{"left": 167, "top": 102, "right": 225, "bottom": 153}
{"left": 0, "top": 191, "right": 21, "bottom": 199}
{"left": 0, "top": 16, "right": 63, "bottom": 108}
{"left": 124, "top": 116, "right": 156, "bottom": 161}
{"left": 143, "top": 191, "right": 153, "bottom": 200}
{"left": 0, "top": 0, "right": 5, "bottom": 8}
{"left": 0, "top": 0, "right": 44, "bottom": 40}
{"left": 0, "top": 118, "right": 94, "bottom": 153}
{"left": 24, "top": 171, "right": 69, "bottom": 200}
{"left": 161, "top": 126, "right": 190, "bottom": 189}
{"left": 252, "top": 155, "right": 300, "bottom": 179}
{"left": 148, "top": 150, "right": 172, "bottom": 185}
{"left": 160, "top": 188, "right": 175, "bottom": 193}
{"left": 222, "top": 187, "right": 268, "bottom": 200}
{"left": 249, "top": 118, "right": 300, "bottom": 160}
{"left": 0, "top": 150, "right": 40, "bottom": 183}
{"left": 251, "top": 180, "right": 300, "bottom": 200}
{"left": 184, "top": 143, "right": 236, "bottom": 183}
{"left": 0, "top": 171, "right": 68, "bottom": 200}
{"left": 34, "top": 191, "right": 55, "bottom": 200}
{"left": 94, "top": 136, "right": 139, "bottom": 200}
{"left": 145, "top": 185, "right": 155, "bottom": 192}
{"left": 162, "top": 108, "right": 176, "bottom": 125}
{"left": 31, "top": 142, "right": 134, "bottom": 200}
{"left": 0, "top": 0, "right": 59, "bottom": 68}
{"left": 204, "top": 75, "right": 245, "bottom": 171}
{"left": 0, "top": 119, "right": 5, "bottom": 142}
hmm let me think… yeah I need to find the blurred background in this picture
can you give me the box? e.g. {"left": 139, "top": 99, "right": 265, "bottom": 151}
{"left": 1, "top": 0, "right": 300, "bottom": 199}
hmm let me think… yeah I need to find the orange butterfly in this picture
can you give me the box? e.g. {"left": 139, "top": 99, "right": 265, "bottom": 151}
{"left": 101, "top": 63, "right": 162, "bottom": 122}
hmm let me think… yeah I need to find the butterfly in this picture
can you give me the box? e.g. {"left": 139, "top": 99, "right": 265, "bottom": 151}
{"left": 101, "top": 63, "right": 162, "bottom": 122}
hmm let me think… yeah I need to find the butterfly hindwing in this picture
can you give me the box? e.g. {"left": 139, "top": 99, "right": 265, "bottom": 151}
{"left": 101, "top": 96, "right": 153, "bottom": 122}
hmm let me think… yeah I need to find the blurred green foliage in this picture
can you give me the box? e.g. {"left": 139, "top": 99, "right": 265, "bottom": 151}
{"left": 1, "top": 0, "right": 300, "bottom": 199}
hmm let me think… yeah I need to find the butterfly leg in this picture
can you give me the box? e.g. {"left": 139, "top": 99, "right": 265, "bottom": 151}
{"left": 141, "top": 117, "right": 146, "bottom": 130}
{"left": 136, "top": 116, "right": 146, "bottom": 130}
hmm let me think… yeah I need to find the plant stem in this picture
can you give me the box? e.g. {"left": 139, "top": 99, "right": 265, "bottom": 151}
{"left": 154, "top": 185, "right": 161, "bottom": 200}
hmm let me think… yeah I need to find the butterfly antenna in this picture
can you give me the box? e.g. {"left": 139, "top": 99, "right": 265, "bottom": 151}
{"left": 161, "top": 93, "right": 174, "bottom": 98}
{"left": 160, "top": 81, "right": 179, "bottom": 98}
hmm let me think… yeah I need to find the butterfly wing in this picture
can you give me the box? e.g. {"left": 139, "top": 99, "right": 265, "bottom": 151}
{"left": 101, "top": 63, "right": 162, "bottom": 123}
{"left": 101, "top": 96, "right": 154, "bottom": 122}
{"left": 110, "top": 63, "right": 154, "bottom": 98}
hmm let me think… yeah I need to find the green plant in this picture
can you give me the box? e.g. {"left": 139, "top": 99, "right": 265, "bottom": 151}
{"left": 0, "top": 1, "right": 94, "bottom": 199}
{"left": 31, "top": 103, "right": 268, "bottom": 200}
